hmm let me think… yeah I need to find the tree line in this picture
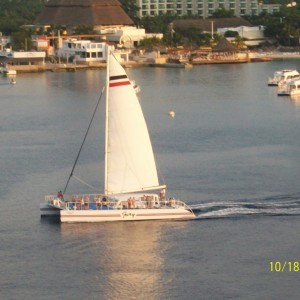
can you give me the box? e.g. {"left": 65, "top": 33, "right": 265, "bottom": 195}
{"left": 0, "top": 0, "right": 299, "bottom": 50}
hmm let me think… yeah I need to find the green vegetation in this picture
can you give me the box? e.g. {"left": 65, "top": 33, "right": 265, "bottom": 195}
{"left": 0, "top": 0, "right": 299, "bottom": 50}
{"left": 0, "top": 0, "right": 46, "bottom": 34}
{"left": 119, "top": 0, "right": 140, "bottom": 24}
{"left": 244, "top": 5, "right": 300, "bottom": 46}
{"left": 211, "top": 7, "right": 235, "bottom": 18}
{"left": 139, "top": 14, "right": 176, "bottom": 34}
{"left": 139, "top": 36, "right": 165, "bottom": 50}
{"left": 0, "top": 0, "right": 46, "bottom": 49}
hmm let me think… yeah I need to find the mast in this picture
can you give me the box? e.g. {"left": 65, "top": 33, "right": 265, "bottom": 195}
{"left": 104, "top": 46, "right": 110, "bottom": 195}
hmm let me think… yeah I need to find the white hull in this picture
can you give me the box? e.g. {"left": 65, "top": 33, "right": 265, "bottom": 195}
{"left": 1, "top": 68, "right": 17, "bottom": 76}
{"left": 60, "top": 208, "right": 195, "bottom": 222}
{"left": 6, "top": 70, "right": 17, "bottom": 76}
{"left": 277, "top": 78, "right": 300, "bottom": 96}
{"left": 41, "top": 194, "right": 196, "bottom": 222}
{"left": 291, "top": 90, "right": 300, "bottom": 96}
{"left": 268, "top": 69, "right": 299, "bottom": 86}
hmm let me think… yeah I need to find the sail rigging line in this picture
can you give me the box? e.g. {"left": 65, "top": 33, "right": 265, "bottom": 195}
{"left": 63, "top": 86, "right": 105, "bottom": 194}
{"left": 154, "top": 158, "right": 167, "bottom": 190}
{"left": 156, "top": 159, "right": 165, "bottom": 182}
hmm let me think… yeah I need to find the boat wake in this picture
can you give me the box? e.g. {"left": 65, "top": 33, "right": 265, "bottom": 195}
{"left": 190, "top": 194, "right": 300, "bottom": 219}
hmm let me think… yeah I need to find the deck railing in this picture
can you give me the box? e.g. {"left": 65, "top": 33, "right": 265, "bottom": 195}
{"left": 45, "top": 194, "right": 192, "bottom": 211}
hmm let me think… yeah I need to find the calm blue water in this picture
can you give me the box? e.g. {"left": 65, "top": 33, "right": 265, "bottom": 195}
{"left": 2, "top": 59, "right": 300, "bottom": 299}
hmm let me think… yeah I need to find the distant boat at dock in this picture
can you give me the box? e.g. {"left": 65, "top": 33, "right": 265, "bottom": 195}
{"left": 1, "top": 67, "right": 17, "bottom": 76}
{"left": 150, "top": 62, "right": 192, "bottom": 68}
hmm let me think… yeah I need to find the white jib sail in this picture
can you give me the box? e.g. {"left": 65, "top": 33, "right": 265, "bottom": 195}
{"left": 105, "top": 53, "right": 162, "bottom": 195}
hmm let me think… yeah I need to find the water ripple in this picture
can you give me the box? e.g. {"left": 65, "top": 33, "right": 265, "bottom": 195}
{"left": 190, "top": 193, "right": 300, "bottom": 219}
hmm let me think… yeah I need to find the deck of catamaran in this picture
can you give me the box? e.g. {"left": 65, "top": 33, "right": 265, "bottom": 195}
{"left": 45, "top": 193, "right": 192, "bottom": 211}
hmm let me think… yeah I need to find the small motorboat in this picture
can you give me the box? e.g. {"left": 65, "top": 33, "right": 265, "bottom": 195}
{"left": 268, "top": 69, "right": 299, "bottom": 86}
{"left": 277, "top": 78, "right": 300, "bottom": 96}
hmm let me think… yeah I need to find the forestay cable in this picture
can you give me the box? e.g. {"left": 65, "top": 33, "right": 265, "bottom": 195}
{"left": 63, "top": 86, "right": 105, "bottom": 193}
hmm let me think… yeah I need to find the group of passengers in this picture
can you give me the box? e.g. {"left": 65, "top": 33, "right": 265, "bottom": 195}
{"left": 74, "top": 195, "right": 109, "bottom": 210}
{"left": 127, "top": 197, "right": 136, "bottom": 208}
{"left": 56, "top": 188, "right": 177, "bottom": 211}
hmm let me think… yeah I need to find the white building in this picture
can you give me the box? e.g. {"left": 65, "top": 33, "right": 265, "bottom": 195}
{"left": 56, "top": 39, "right": 107, "bottom": 63}
{"left": 218, "top": 26, "right": 265, "bottom": 46}
{"left": 0, "top": 49, "right": 46, "bottom": 67}
{"left": 100, "top": 26, "right": 163, "bottom": 49}
{"left": 56, "top": 39, "right": 133, "bottom": 63}
{"left": 54, "top": 26, "right": 163, "bottom": 63}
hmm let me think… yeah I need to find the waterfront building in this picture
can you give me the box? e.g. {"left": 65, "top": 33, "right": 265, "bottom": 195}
{"left": 55, "top": 38, "right": 139, "bottom": 63}
{"left": 34, "top": 0, "right": 163, "bottom": 54}
{"left": 172, "top": 18, "right": 251, "bottom": 34}
{"left": 56, "top": 39, "right": 107, "bottom": 63}
{"left": 217, "top": 25, "right": 265, "bottom": 47}
{"left": 0, "top": 49, "right": 46, "bottom": 70}
{"left": 172, "top": 18, "right": 267, "bottom": 47}
{"left": 102, "top": 26, "right": 163, "bottom": 48}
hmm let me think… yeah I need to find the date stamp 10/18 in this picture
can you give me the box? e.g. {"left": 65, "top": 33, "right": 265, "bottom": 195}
{"left": 270, "top": 261, "right": 299, "bottom": 272}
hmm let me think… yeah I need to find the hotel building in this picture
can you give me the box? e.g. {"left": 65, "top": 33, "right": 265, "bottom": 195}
{"left": 137, "top": 0, "right": 281, "bottom": 18}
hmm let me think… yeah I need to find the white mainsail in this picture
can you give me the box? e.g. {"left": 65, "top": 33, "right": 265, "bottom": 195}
{"left": 105, "top": 52, "right": 164, "bottom": 195}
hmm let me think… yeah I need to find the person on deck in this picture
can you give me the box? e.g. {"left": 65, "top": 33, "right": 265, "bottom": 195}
{"left": 160, "top": 189, "right": 166, "bottom": 200}
{"left": 57, "top": 191, "right": 64, "bottom": 200}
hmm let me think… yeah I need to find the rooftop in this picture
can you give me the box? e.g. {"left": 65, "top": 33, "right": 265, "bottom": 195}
{"left": 34, "top": 0, "right": 133, "bottom": 27}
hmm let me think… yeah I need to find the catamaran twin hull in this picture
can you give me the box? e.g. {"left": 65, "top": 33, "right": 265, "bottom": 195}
{"left": 40, "top": 195, "right": 196, "bottom": 222}
{"left": 60, "top": 208, "right": 195, "bottom": 222}
{"left": 40, "top": 204, "right": 195, "bottom": 222}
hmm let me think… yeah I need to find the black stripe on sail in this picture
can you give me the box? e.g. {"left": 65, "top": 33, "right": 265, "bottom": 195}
{"left": 110, "top": 75, "right": 127, "bottom": 81}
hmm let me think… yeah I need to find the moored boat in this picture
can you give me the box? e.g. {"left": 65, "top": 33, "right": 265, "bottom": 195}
{"left": 268, "top": 69, "right": 299, "bottom": 86}
{"left": 277, "top": 78, "right": 300, "bottom": 96}
{"left": 1, "top": 67, "right": 17, "bottom": 76}
{"left": 149, "top": 62, "right": 191, "bottom": 68}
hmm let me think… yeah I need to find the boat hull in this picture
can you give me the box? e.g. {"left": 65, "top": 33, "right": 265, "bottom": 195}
{"left": 291, "top": 90, "right": 300, "bottom": 96}
{"left": 40, "top": 203, "right": 61, "bottom": 216}
{"left": 60, "top": 208, "right": 195, "bottom": 222}
{"left": 277, "top": 92, "right": 290, "bottom": 96}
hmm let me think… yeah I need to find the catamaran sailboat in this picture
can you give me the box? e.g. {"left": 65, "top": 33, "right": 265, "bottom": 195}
{"left": 40, "top": 49, "right": 195, "bottom": 222}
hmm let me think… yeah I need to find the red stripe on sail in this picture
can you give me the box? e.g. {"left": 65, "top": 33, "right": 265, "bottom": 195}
{"left": 109, "top": 81, "right": 131, "bottom": 88}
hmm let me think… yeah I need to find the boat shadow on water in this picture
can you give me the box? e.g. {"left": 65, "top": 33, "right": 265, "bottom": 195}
{"left": 40, "top": 215, "right": 61, "bottom": 224}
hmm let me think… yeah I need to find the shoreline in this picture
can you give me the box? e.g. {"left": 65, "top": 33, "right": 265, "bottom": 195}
{"left": 4, "top": 52, "right": 300, "bottom": 74}
{"left": 268, "top": 54, "right": 300, "bottom": 59}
